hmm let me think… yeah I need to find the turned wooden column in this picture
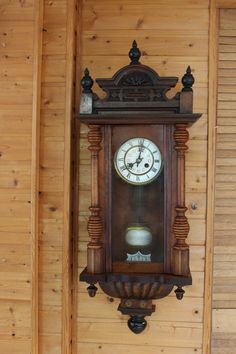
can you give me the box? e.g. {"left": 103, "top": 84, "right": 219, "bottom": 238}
{"left": 87, "top": 124, "right": 104, "bottom": 274}
{"left": 172, "top": 123, "right": 190, "bottom": 276}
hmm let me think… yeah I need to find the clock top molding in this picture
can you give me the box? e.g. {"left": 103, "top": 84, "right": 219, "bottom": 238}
{"left": 77, "top": 40, "right": 201, "bottom": 125}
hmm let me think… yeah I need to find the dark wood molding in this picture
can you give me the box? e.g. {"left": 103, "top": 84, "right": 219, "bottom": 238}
{"left": 77, "top": 112, "right": 201, "bottom": 125}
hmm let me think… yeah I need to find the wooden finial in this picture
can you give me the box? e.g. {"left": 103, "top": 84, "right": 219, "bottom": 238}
{"left": 87, "top": 284, "right": 98, "bottom": 297}
{"left": 175, "top": 286, "right": 185, "bottom": 300}
{"left": 182, "top": 66, "right": 194, "bottom": 92}
{"left": 129, "top": 40, "right": 141, "bottom": 65}
{"left": 81, "top": 68, "right": 94, "bottom": 93}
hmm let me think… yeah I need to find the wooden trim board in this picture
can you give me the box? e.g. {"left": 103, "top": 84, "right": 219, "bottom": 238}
{"left": 72, "top": 1, "right": 83, "bottom": 353}
{"left": 31, "top": 1, "right": 44, "bottom": 354}
{"left": 203, "top": 2, "right": 218, "bottom": 354}
{"left": 62, "top": 1, "right": 77, "bottom": 353}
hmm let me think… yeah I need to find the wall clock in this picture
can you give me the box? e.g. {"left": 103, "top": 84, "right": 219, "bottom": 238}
{"left": 77, "top": 41, "right": 201, "bottom": 334}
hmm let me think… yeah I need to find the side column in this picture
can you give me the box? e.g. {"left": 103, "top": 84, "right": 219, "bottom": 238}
{"left": 172, "top": 123, "right": 190, "bottom": 276}
{"left": 87, "top": 125, "right": 104, "bottom": 274}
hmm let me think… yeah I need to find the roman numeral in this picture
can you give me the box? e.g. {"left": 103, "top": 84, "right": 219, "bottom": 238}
{"left": 136, "top": 176, "right": 140, "bottom": 182}
{"left": 120, "top": 165, "right": 126, "bottom": 171}
{"left": 152, "top": 167, "right": 157, "bottom": 173}
{"left": 127, "top": 173, "right": 131, "bottom": 179}
{"left": 118, "top": 158, "right": 124, "bottom": 162}
{"left": 138, "top": 138, "right": 144, "bottom": 145}
{"left": 154, "top": 159, "right": 160, "bottom": 163}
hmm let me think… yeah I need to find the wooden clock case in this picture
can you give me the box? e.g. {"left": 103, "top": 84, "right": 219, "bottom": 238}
{"left": 77, "top": 41, "right": 201, "bottom": 333}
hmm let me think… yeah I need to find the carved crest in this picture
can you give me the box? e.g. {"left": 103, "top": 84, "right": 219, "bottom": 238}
{"left": 80, "top": 40, "right": 195, "bottom": 114}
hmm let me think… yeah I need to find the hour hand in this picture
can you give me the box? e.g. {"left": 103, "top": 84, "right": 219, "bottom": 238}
{"left": 127, "top": 162, "right": 134, "bottom": 169}
{"left": 135, "top": 147, "right": 144, "bottom": 166}
{"left": 136, "top": 152, "right": 143, "bottom": 166}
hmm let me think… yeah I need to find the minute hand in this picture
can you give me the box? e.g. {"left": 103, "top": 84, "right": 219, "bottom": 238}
{"left": 136, "top": 151, "right": 143, "bottom": 166}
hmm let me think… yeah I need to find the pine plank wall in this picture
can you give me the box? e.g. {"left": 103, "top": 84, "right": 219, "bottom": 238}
{"left": 78, "top": 1, "right": 208, "bottom": 353}
{"left": 0, "top": 1, "right": 235, "bottom": 354}
{"left": 212, "top": 8, "right": 236, "bottom": 354}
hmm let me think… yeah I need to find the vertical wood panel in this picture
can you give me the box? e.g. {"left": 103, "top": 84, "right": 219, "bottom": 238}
{"left": 204, "top": 2, "right": 218, "bottom": 354}
{"left": 31, "top": 1, "right": 44, "bottom": 354}
{"left": 0, "top": 1, "right": 35, "bottom": 353}
{"left": 39, "top": 0, "right": 71, "bottom": 353}
{"left": 62, "top": 0, "right": 77, "bottom": 353}
{"left": 72, "top": 1, "right": 83, "bottom": 353}
{"left": 1, "top": 1, "right": 77, "bottom": 353}
{"left": 212, "top": 6, "right": 236, "bottom": 354}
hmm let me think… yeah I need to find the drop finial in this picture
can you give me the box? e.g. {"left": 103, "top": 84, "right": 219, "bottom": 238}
{"left": 129, "top": 40, "right": 141, "bottom": 65}
{"left": 128, "top": 315, "right": 147, "bottom": 334}
{"left": 81, "top": 68, "right": 94, "bottom": 93}
{"left": 87, "top": 284, "right": 98, "bottom": 297}
{"left": 175, "top": 286, "right": 185, "bottom": 300}
{"left": 182, "top": 65, "right": 194, "bottom": 92}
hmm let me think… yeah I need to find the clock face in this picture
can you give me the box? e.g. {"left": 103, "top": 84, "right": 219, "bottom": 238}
{"left": 114, "top": 137, "right": 162, "bottom": 185}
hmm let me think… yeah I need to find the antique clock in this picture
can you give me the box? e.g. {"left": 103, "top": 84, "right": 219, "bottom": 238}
{"left": 78, "top": 41, "right": 201, "bottom": 334}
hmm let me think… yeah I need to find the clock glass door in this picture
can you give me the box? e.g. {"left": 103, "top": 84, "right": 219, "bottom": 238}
{"left": 109, "top": 125, "right": 167, "bottom": 273}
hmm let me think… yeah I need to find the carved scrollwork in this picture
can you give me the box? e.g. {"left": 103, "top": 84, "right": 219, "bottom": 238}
{"left": 106, "top": 87, "right": 169, "bottom": 103}
{"left": 120, "top": 72, "right": 152, "bottom": 86}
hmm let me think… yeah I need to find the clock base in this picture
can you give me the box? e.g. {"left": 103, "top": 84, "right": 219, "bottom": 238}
{"left": 80, "top": 267, "right": 191, "bottom": 333}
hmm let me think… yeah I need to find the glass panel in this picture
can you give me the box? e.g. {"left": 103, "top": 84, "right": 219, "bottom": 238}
{"left": 111, "top": 165, "right": 164, "bottom": 271}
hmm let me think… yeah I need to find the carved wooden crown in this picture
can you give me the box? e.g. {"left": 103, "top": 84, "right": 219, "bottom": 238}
{"left": 81, "top": 40, "right": 195, "bottom": 114}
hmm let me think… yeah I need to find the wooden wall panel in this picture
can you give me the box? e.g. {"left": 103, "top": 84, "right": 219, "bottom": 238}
{"left": 0, "top": 1, "right": 34, "bottom": 352}
{"left": 212, "top": 8, "right": 236, "bottom": 354}
{"left": 39, "top": 1, "right": 76, "bottom": 354}
{"left": 3, "top": 1, "right": 236, "bottom": 354}
{"left": 0, "top": 1, "right": 76, "bottom": 353}
{"left": 39, "top": 9, "right": 65, "bottom": 345}
{"left": 77, "top": 1, "right": 209, "bottom": 353}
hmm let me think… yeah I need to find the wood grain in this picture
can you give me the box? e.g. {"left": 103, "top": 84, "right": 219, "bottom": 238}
{"left": 3, "top": 0, "right": 233, "bottom": 353}
{"left": 31, "top": 1, "right": 44, "bottom": 353}
{"left": 38, "top": 0, "right": 75, "bottom": 352}
{"left": 77, "top": 1, "right": 208, "bottom": 353}
{"left": 203, "top": 2, "right": 218, "bottom": 354}
{"left": 62, "top": 0, "right": 76, "bottom": 353}
{"left": 0, "top": 0, "right": 37, "bottom": 353}
{"left": 212, "top": 5, "right": 236, "bottom": 354}
{"left": 77, "top": 320, "right": 203, "bottom": 348}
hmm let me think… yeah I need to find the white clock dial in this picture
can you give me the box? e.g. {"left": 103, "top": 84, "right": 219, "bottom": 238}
{"left": 114, "top": 137, "right": 162, "bottom": 185}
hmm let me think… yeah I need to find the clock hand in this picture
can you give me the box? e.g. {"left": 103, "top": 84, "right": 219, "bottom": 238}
{"left": 127, "top": 162, "right": 134, "bottom": 169}
{"left": 136, "top": 157, "right": 143, "bottom": 167}
{"left": 127, "top": 146, "right": 144, "bottom": 169}
{"left": 136, "top": 148, "right": 143, "bottom": 166}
